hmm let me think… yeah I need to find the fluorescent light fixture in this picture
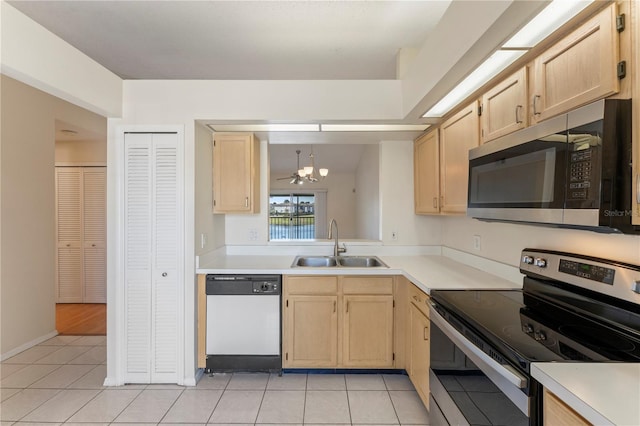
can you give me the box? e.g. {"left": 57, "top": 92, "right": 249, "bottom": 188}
{"left": 321, "top": 124, "right": 430, "bottom": 132}
{"left": 503, "top": 0, "right": 594, "bottom": 48}
{"left": 423, "top": 50, "right": 526, "bottom": 118}
{"left": 208, "top": 124, "right": 319, "bottom": 132}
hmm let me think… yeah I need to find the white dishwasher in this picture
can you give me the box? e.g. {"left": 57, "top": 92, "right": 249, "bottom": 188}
{"left": 205, "top": 274, "right": 281, "bottom": 372}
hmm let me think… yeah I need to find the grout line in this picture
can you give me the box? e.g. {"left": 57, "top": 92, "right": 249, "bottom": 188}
{"left": 156, "top": 387, "right": 186, "bottom": 424}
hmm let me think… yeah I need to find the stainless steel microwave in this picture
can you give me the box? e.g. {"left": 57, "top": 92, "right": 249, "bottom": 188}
{"left": 467, "top": 98, "right": 638, "bottom": 234}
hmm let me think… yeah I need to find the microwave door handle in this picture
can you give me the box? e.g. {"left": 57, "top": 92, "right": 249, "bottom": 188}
{"left": 429, "top": 306, "right": 527, "bottom": 389}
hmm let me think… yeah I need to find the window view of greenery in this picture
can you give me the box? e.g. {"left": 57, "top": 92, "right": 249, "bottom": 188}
{"left": 269, "top": 194, "right": 315, "bottom": 240}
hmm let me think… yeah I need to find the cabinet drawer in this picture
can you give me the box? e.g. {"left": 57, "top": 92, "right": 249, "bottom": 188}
{"left": 409, "top": 284, "right": 430, "bottom": 318}
{"left": 286, "top": 276, "right": 338, "bottom": 294}
{"left": 342, "top": 277, "right": 393, "bottom": 295}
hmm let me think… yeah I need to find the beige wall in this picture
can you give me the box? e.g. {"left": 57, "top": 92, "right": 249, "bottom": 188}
{"left": 55, "top": 139, "right": 106, "bottom": 164}
{"left": 442, "top": 216, "right": 640, "bottom": 267}
{"left": 355, "top": 144, "right": 380, "bottom": 240}
{"left": 1, "top": 75, "right": 106, "bottom": 357}
{"left": 195, "top": 122, "right": 225, "bottom": 255}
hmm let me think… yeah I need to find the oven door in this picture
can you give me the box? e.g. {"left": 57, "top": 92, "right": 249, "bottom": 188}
{"left": 429, "top": 306, "right": 537, "bottom": 426}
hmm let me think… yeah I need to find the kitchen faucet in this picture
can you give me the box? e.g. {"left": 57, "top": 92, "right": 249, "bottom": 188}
{"left": 328, "top": 218, "right": 347, "bottom": 257}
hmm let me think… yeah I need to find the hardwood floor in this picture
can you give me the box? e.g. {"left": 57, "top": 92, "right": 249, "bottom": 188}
{"left": 56, "top": 303, "right": 106, "bottom": 335}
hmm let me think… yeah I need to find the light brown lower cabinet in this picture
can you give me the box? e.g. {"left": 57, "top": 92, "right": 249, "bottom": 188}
{"left": 283, "top": 275, "right": 395, "bottom": 369}
{"left": 285, "top": 295, "right": 339, "bottom": 367}
{"left": 407, "top": 285, "right": 430, "bottom": 409}
{"left": 543, "top": 389, "right": 592, "bottom": 426}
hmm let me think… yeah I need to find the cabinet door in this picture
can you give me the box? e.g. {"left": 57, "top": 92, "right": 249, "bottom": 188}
{"left": 633, "top": 0, "right": 640, "bottom": 226}
{"left": 284, "top": 295, "right": 338, "bottom": 367}
{"left": 56, "top": 168, "right": 83, "bottom": 303}
{"left": 414, "top": 131, "right": 440, "bottom": 214}
{"left": 343, "top": 295, "right": 394, "bottom": 367}
{"left": 543, "top": 389, "right": 592, "bottom": 426}
{"left": 83, "top": 168, "right": 106, "bottom": 303}
{"left": 440, "top": 101, "right": 480, "bottom": 214}
{"left": 531, "top": 3, "right": 619, "bottom": 123}
{"left": 409, "top": 304, "right": 430, "bottom": 408}
{"left": 481, "top": 67, "right": 527, "bottom": 143}
{"left": 212, "top": 133, "right": 259, "bottom": 213}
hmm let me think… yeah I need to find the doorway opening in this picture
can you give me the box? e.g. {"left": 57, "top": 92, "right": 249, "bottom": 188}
{"left": 55, "top": 120, "right": 107, "bottom": 336}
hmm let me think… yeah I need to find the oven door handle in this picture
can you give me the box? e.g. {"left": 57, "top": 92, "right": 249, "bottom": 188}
{"left": 430, "top": 305, "right": 527, "bottom": 389}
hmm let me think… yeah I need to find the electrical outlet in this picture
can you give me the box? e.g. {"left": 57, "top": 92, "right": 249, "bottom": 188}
{"left": 473, "top": 235, "right": 482, "bottom": 251}
{"left": 200, "top": 233, "right": 207, "bottom": 249}
{"left": 392, "top": 231, "right": 398, "bottom": 241}
{"left": 248, "top": 228, "right": 258, "bottom": 241}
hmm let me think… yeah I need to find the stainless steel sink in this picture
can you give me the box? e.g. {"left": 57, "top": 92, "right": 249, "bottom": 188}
{"left": 291, "top": 255, "right": 388, "bottom": 268}
{"left": 338, "top": 256, "right": 388, "bottom": 268}
{"left": 292, "top": 256, "right": 338, "bottom": 267}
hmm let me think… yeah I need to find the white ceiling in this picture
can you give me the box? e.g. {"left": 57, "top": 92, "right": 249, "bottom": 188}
{"left": 8, "top": 0, "right": 451, "bottom": 80}
{"left": 9, "top": 0, "right": 548, "bottom": 150}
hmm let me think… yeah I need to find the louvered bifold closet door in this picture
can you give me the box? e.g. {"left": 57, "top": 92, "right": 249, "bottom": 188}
{"left": 83, "top": 168, "right": 106, "bottom": 303}
{"left": 150, "top": 134, "right": 181, "bottom": 382}
{"left": 124, "top": 132, "right": 181, "bottom": 384}
{"left": 56, "top": 168, "right": 83, "bottom": 302}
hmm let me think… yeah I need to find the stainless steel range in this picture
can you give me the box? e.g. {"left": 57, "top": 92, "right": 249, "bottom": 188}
{"left": 429, "top": 249, "right": 640, "bottom": 425}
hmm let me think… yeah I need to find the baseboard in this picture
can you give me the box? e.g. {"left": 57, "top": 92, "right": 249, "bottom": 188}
{"left": 0, "top": 330, "right": 59, "bottom": 361}
{"left": 186, "top": 368, "right": 205, "bottom": 387}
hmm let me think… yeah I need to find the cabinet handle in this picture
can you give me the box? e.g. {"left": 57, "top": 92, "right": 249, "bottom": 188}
{"left": 636, "top": 174, "right": 640, "bottom": 204}
{"left": 515, "top": 105, "right": 523, "bottom": 124}
{"left": 413, "top": 295, "right": 420, "bottom": 302}
{"left": 66, "top": 243, "right": 71, "bottom": 247}
{"left": 533, "top": 95, "right": 541, "bottom": 116}
{"left": 333, "top": 301, "right": 336, "bottom": 313}
{"left": 162, "top": 272, "right": 168, "bottom": 277}
{"left": 424, "top": 327, "right": 429, "bottom": 341}
{"left": 91, "top": 244, "right": 96, "bottom": 247}
{"left": 245, "top": 197, "right": 249, "bottom": 208}
{"left": 433, "top": 197, "right": 438, "bottom": 208}
{"left": 346, "top": 301, "right": 349, "bottom": 313}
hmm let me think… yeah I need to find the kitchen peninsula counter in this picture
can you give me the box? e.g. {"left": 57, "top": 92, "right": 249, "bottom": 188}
{"left": 532, "top": 362, "right": 640, "bottom": 426}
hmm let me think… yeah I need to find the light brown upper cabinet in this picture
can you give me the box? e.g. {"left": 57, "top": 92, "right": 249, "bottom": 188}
{"left": 212, "top": 132, "right": 260, "bottom": 213}
{"left": 481, "top": 67, "right": 528, "bottom": 143}
{"left": 531, "top": 3, "right": 619, "bottom": 124}
{"left": 439, "top": 100, "right": 480, "bottom": 214}
{"left": 414, "top": 130, "right": 440, "bottom": 214}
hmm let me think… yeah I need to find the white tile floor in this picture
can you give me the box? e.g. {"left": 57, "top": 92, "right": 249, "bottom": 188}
{"left": 1, "top": 336, "right": 432, "bottom": 425}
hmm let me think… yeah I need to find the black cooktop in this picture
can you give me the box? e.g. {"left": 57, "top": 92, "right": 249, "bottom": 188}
{"left": 431, "top": 278, "right": 640, "bottom": 373}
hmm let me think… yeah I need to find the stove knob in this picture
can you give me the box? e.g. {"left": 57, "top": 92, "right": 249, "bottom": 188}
{"left": 522, "top": 255, "right": 534, "bottom": 265}
{"left": 522, "top": 324, "right": 534, "bottom": 334}
{"left": 534, "top": 330, "right": 547, "bottom": 341}
{"left": 261, "top": 283, "right": 270, "bottom": 292}
{"left": 534, "top": 258, "right": 548, "bottom": 268}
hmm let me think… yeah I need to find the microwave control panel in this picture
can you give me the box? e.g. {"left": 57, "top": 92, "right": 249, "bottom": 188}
{"left": 568, "top": 149, "right": 594, "bottom": 200}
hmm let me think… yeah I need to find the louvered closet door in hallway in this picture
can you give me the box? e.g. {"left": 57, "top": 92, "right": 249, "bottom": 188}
{"left": 124, "top": 132, "right": 183, "bottom": 384}
{"left": 55, "top": 167, "right": 106, "bottom": 303}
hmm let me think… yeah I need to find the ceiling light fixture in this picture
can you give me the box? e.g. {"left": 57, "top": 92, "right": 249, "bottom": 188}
{"left": 208, "top": 124, "right": 320, "bottom": 132}
{"left": 423, "top": 50, "right": 525, "bottom": 118}
{"left": 320, "top": 124, "right": 430, "bottom": 132}
{"left": 277, "top": 146, "right": 328, "bottom": 185}
{"left": 503, "top": 0, "right": 594, "bottom": 48}
{"left": 422, "top": 0, "right": 594, "bottom": 118}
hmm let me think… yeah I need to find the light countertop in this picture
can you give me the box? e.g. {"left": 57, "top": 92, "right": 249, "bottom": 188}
{"left": 531, "top": 363, "right": 640, "bottom": 426}
{"left": 197, "top": 253, "right": 639, "bottom": 424}
{"left": 196, "top": 254, "right": 522, "bottom": 294}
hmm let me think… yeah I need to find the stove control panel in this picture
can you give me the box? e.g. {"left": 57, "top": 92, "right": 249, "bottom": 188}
{"left": 559, "top": 259, "right": 615, "bottom": 285}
